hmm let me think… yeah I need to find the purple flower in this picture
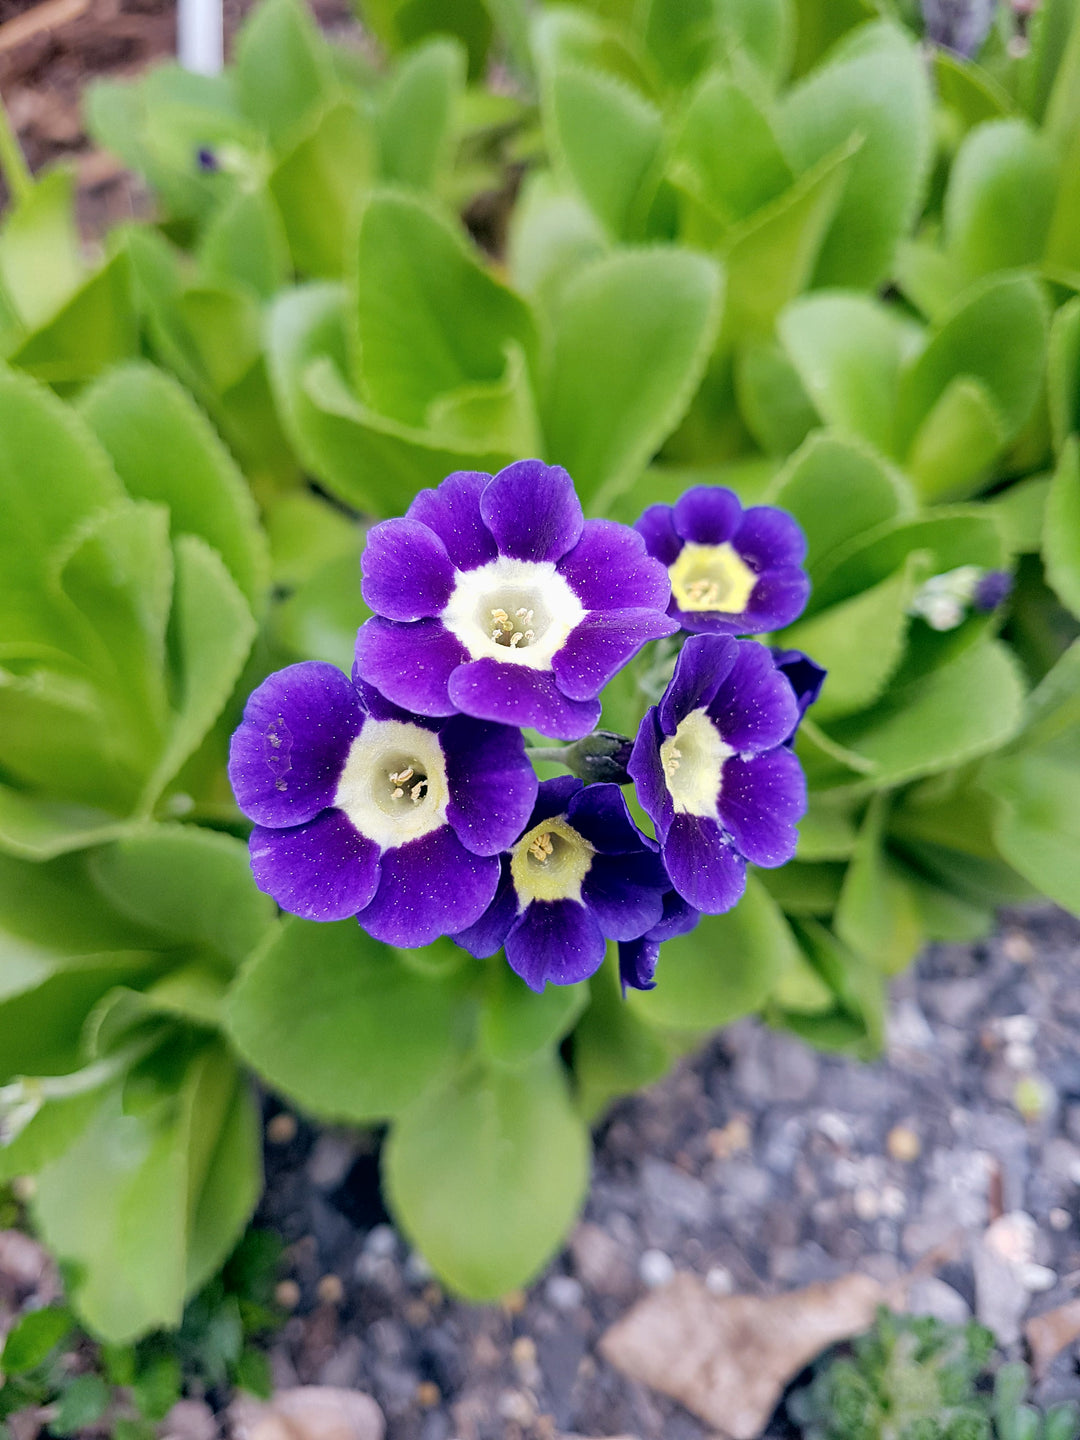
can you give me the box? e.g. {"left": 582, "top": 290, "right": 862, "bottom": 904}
{"left": 354, "top": 461, "right": 679, "bottom": 742}
{"left": 628, "top": 635, "right": 807, "bottom": 914}
{"left": 453, "top": 777, "right": 670, "bottom": 993}
{"left": 617, "top": 891, "right": 699, "bottom": 993}
{"left": 635, "top": 486, "right": 809, "bottom": 636}
{"left": 974, "top": 569, "right": 1013, "bottom": 612}
{"left": 771, "top": 648, "right": 827, "bottom": 745}
{"left": 228, "top": 661, "right": 538, "bottom": 948}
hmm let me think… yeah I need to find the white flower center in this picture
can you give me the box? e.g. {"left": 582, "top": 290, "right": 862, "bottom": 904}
{"left": 659, "top": 708, "right": 733, "bottom": 820}
{"left": 441, "top": 556, "right": 587, "bottom": 670}
{"left": 334, "top": 718, "right": 448, "bottom": 849}
{"left": 510, "top": 814, "right": 595, "bottom": 904}
{"left": 669, "top": 541, "right": 757, "bottom": 614}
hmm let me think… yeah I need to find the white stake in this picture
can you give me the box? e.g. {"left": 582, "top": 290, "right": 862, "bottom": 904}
{"left": 177, "top": 0, "right": 223, "bottom": 75}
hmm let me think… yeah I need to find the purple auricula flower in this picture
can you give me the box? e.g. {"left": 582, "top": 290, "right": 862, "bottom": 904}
{"left": 635, "top": 486, "right": 810, "bottom": 636}
{"left": 354, "top": 461, "right": 679, "bottom": 742}
{"left": 453, "top": 776, "right": 670, "bottom": 993}
{"left": 771, "top": 648, "right": 827, "bottom": 745}
{"left": 228, "top": 661, "right": 537, "bottom": 949}
{"left": 617, "top": 891, "right": 700, "bottom": 993}
{"left": 628, "top": 635, "right": 807, "bottom": 915}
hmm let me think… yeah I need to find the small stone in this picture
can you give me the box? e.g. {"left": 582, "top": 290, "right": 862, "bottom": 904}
{"left": 570, "top": 1222, "right": 635, "bottom": 1299}
{"left": 266, "top": 1112, "right": 298, "bottom": 1145}
{"left": 316, "top": 1273, "right": 344, "bottom": 1306}
{"left": 365, "top": 1225, "right": 398, "bottom": 1258}
{"left": 816, "top": 1112, "right": 854, "bottom": 1147}
{"left": 511, "top": 1336, "right": 542, "bottom": 1390}
{"left": 1026, "top": 1299, "right": 1080, "bottom": 1376}
{"left": 422, "top": 1282, "right": 442, "bottom": 1307}
{"left": 502, "top": 1288, "right": 527, "bottom": 1314}
{"left": 1050, "top": 1208, "right": 1071, "bottom": 1231}
{"left": 886, "top": 1126, "right": 921, "bottom": 1163}
{"left": 317, "top": 1336, "right": 364, "bottom": 1390}
{"left": 998, "top": 1014, "right": 1038, "bottom": 1044}
{"left": 905, "top": 1277, "right": 971, "bottom": 1327}
{"left": 853, "top": 1188, "right": 880, "bottom": 1223}
{"left": 275, "top": 1279, "right": 301, "bottom": 1311}
{"left": 639, "top": 1250, "right": 675, "bottom": 1289}
{"left": 880, "top": 1186, "right": 907, "bottom": 1220}
{"left": 1005, "top": 1042, "right": 1038, "bottom": 1072}
{"left": 497, "top": 1390, "right": 536, "bottom": 1425}
{"left": 403, "top": 1250, "right": 432, "bottom": 1283}
{"left": 1020, "top": 1263, "right": 1057, "bottom": 1293}
{"left": 416, "top": 1382, "right": 440, "bottom": 1409}
{"left": 704, "top": 1266, "right": 734, "bottom": 1297}
{"left": 403, "top": 1301, "right": 431, "bottom": 1327}
{"left": 1002, "top": 929, "right": 1035, "bottom": 964}
{"left": 707, "top": 1116, "right": 752, "bottom": 1160}
{"left": 233, "top": 1388, "right": 385, "bottom": 1440}
{"left": 545, "top": 1275, "right": 584, "bottom": 1312}
{"left": 161, "top": 1398, "right": 217, "bottom": 1440}
{"left": 307, "top": 1133, "right": 357, "bottom": 1190}
{"left": 985, "top": 1211, "right": 1038, "bottom": 1265}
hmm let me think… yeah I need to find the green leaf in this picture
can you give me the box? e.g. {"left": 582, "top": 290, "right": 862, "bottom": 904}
{"left": 1048, "top": 296, "right": 1080, "bottom": 454}
{"left": 132, "top": 1354, "right": 182, "bottom": 1422}
{"left": 350, "top": 189, "right": 536, "bottom": 428}
{"left": 378, "top": 37, "right": 465, "bottom": 191}
{"left": 795, "top": 794, "right": 858, "bottom": 860}
{"left": 226, "top": 918, "right": 472, "bottom": 1123}
{"left": 80, "top": 363, "right": 268, "bottom": 610}
{"left": 542, "top": 248, "right": 722, "bottom": 512}
{"left": 835, "top": 797, "right": 923, "bottom": 973}
{"left": 933, "top": 47, "right": 1013, "bottom": 130}
{"left": 547, "top": 64, "right": 664, "bottom": 242}
{"left": 906, "top": 375, "right": 1010, "bottom": 502}
{"left": 478, "top": 962, "right": 587, "bottom": 1070}
{"left": 0, "top": 791, "right": 138, "bottom": 863}
{"left": 52, "top": 1373, "right": 110, "bottom": 1434}
{"left": 778, "top": 22, "right": 933, "bottom": 289}
{"left": 273, "top": 548, "right": 372, "bottom": 672}
{"left": 506, "top": 171, "right": 607, "bottom": 317}
{"left": 1043, "top": 438, "right": 1080, "bottom": 618}
{"left": 943, "top": 118, "right": 1058, "bottom": 279}
{"left": 88, "top": 827, "right": 275, "bottom": 967}
{"left": 758, "top": 860, "right": 843, "bottom": 916}
{"left": 183, "top": 1066, "right": 261, "bottom": 1295}
{"left": 735, "top": 340, "right": 819, "bottom": 456}
{"left": 991, "top": 475, "right": 1052, "bottom": 556}
{"left": 629, "top": 874, "right": 800, "bottom": 1031}
{"left": 9, "top": 249, "right": 139, "bottom": 387}
{"left": 987, "top": 740, "right": 1080, "bottom": 907}
{"left": 234, "top": 0, "right": 334, "bottom": 149}
{"left": 384, "top": 1052, "right": 590, "bottom": 1300}
{"left": 1045, "top": 128, "right": 1080, "bottom": 285}
{"left": 0, "top": 169, "right": 83, "bottom": 331}
{"left": 768, "top": 431, "right": 912, "bottom": 576}
{"left": 0, "top": 1307, "right": 73, "bottom": 1373}
{"left": 269, "top": 101, "right": 378, "bottom": 278}
{"left": 198, "top": 187, "right": 290, "bottom": 299}
{"left": 362, "top": 0, "right": 492, "bottom": 77}
{"left": 571, "top": 952, "right": 672, "bottom": 1121}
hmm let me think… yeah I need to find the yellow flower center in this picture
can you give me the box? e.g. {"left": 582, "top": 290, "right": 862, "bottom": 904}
{"left": 669, "top": 541, "right": 757, "bottom": 614}
{"left": 659, "top": 708, "right": 733, "bottom": 819}
{"left": 510, "top": 814, "right": 595, "bottom": 904}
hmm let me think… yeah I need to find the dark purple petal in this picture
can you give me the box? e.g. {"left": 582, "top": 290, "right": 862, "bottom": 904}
{"left": 627, "top": 709, "right": 674, "bottom": 839}
{"left": 567, "top": 781, "right": 658, "bottom": 856}
{"left": 657, "top": 634, "right": 739, "bottom": 735}
{"left": 249, "top": 810, "right": 380, "bottom": 921}
{"left": 406, "top": 470, "right": 498, "bottom": 572}
{"left": 529, "top": 775, "right": 584, "bottom": 827}
{"left": 348, "top": 671, "right": 438, "bottom": 726}
{"left": 734, "top": 505, "right": 807, "bottom": 570}
{"left": 447, "top": 659, "right": 600, "bottom": 741}
{"left": 634, "top": 504, "right": 683, "bottom": 568}
{"left": 771, "top": 648, "right": 827, "bottom": 744}
{"left": 354, "top": 616, "right": 467, "bottom": 717}
{"left": 229, "top": 661, "right": 363, "bottom": 828}
{"left": 663, "top": 814, "right": 747, "bottom": 913}
{"left": 360, "top": 518, "right": 456, "bottom": 621}
{"left": 741, "top": 567, "right": 812, "bottom": 633}
{"left": 974, "top": 569, "right": 1013, "bottom": 611}
{"left": 553, "top": 607, "right": 678, "bottom": 703}
{"left": 706, "top": 640, "right": 799, "bottom": 754}
{"left": 582, "top": 852, "right": 667, "bottom": 940}
{"left": 672, "top": 486, "right": 743, "bottom": 545}
{"left": 557, "top": 519, "right": 673, "bottom": 610}
{"left": 505, "top": 898, "right": 606, "bottom": 992}
{"left": 441, "top": 715, "right": 538, "bottom": 857}
{"left": 717, "top": 749, "right": 806, "bottom": 867}
{"left": 479, "top": 459, "right": 583, "bottom": 563}
{"left": 355, "top": 825, "right": 499, "bottom": 948}
{"left": 618, "top": 890, "right": 699, "bottom": 993}
{"left": 453, "top": 856, "right": 519, "bottom": 958}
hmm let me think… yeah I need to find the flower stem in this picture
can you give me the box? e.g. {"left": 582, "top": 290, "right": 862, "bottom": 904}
{"left": 0, "top": 86, "right": 31, "bottom": 203}
{"left": 525, "top": 745, "right": 573, "bottom": 766}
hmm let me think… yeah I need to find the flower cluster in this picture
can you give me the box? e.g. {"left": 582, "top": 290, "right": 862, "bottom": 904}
{"left": 230, "top": 462, "right": 820, "bottom": 992}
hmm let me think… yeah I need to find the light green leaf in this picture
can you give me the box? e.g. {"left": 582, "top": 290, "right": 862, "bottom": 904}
{"left": 9, "top": 250, "right": 139, "bottom": 387}
{"left": 542, "top": 248, "right": 722, "bottom": 512}
{"left": 1045, "top": 128, "right": 1080, "bottom": 284}
{"left": 943, "top": 119, "right": 1057, "bottom": 279}
{"left": 0, "top": 169, "right": 83, "bottom": 331}
{"left": 1041, "top": 0, "right": 1080, "bottom": 147}
{"left": 758, "top": 860, "right": 843, "bottom": 916}
{"left": 198, "top": 187, "right": 290, "bottom": 299}
{"left": 714, "top": 0, "right": 794, "bottom": 85}
{"left": 0, "top": 848, "right": 161, "bottom": 957}
{"left": 835, "top": 797, "right": 923, "bottom": 973}
{"left": 1044, "top": 437, "right": 1080, "bottom": 618}
{"left": 1, "top": 1307, "right": 73, "bottom": 1373}
{"left": 991, "top": 475, "right": 1052, "bottom": 556}
{"left": 425, "top": 341, "right": 540, "bottom": 455}
{"left": 0, "top": 791, "right": 140, "bottom": 862}
{"left": 226, "top": 917, "right": 472, "bottom": 1123}
{"left": 1048, "top": 296, "right": 1080, "bottom": 455}
{"left": 629, "top": 874, "right": 799, "bottom": 1032}
{"left": 80, "top": 363, "right": 268, "bottom": 609}
{"left": 234, "top": 0, "right": 334, "bottom": 149}
{"left": 273, "top": 548, "right": 371, "bottom": 672}
{"left": 983, "top": 737, "right": 1080, "bottom": 917}
{"left": 507, "top": 171, "right": 607, "bottom": 317}
{"left": 572, "top": 952, "right": 672, "bottom": 1122}
{"left": 384, "top": 1052, "right": 589, "bottom": 1300}
{"left": 478, "top": 963, "right": 586, "bottom": 1070}
{"left": 378, "top": 37, "right": 465, "bottom": 191}
{"left": 184, "top": 1071, "right": 261, "bottom": 1294}
{"left": 906, "top": 375, "right": 1010, "bottom": 502}
{"left": 735, "top": 340, "right": 819, "bottom": 455}
{"left": 795, "top": 794, "right": 858, "bottom": 860}
{"left": 933, "top": 48, "right": 1013, "bottom": 130}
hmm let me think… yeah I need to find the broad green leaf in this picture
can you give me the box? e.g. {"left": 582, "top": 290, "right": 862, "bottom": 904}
{"left": 781, "top": 552, "right": 926, "bottom": 721}
{"left": 234, "top": 0, "right": 334, "bottom": 149}
{"left": 198, "top": 187, "right": 290, "bottom": 299}
{"left": 269, "top": 101, "right": 378, "bottom": 278}
{"left": 795, "top": 794, "right": 858, "bottom": 860}
{"left": 507, "top": 172, "right": 607, "bottom": 317}
{"left": 547, "top": 64, "right": 664, "bottom": 242}
{"left": 630, "top": 874, "right": 799, "bottom": 1031}
{"left": 88, "top": 828, "right": 274, "bottom": 967}
{"left": 1014, "top": 636, "right": 1080, "bottom": 749}
{"left": 896, "top": 273, "right": 1049, "bottom": 452}
{"left": 1041, "top": 0, "right": 1080, "bottom": 147}
{"left": 0, "top": 170, "right": 82, "bottom": 332}
{"left": 758, "top": 860, "right": 843, "bottom": 916}
{"left": 1045, "top": 128, "right": 1080, "bottom": 284}
{"left": 226, "top": 917, "right": 471, "bottom": 1122}
{"left": 768, "top": 431, "right": 912, "bottom": 575}
{"left": 0, "top": 790, "right": 139, "bottom": 862}
{"left": 674, "top": 73, "right": 793, "bottom": 229}
{"left": 572, "top": 952, "right": 671, "bottom": 1121}
{"left": 830, "top": 639, "right": 1026, "bottom": 787}
{"left": 735, "top": 340, "right": 819, "bottom": 455}
{"left": 983, "top": 739, "right": 1080, "bottom": 916}
{"left": 478, "top": 962, "right": 587, "bottom": 1070}
{"left": 1048, "top": 296, "right": 1080, "bottom": 454}
{"left": 1043, "top": 437, "right": 1080, "bottom": 618}
{"left": 991, "top": 475, "right": 1052, "bottom": 556}
{"left": 714, "top": 0, "right": 794, "bottom": 84}
{"left": 777, "top": 292, "right": 907, "bottom": 452}
{"left": 9, "top": 250, "right": 139, "bottom": 387}
{"left": 1, "top": 1307, "right": 73, "bottom": 1373}
{"left": 933, "top": 48, "right": 1013, "bottom": 130}
{"left": 264, "top": 490, "right": 360, "bottom": 588}
{"left": 770, "top": 949, "right": 834, "bottom": 1012}
{"left": 789, "top": 916, "right": 885, "bottom": 1055}
{"left": 425, "top": 341, "right": 540, "bottom": 454}
{"left": 542, "top": 248, "right": 722, "bottom": 511}
{"left": 0, "top": 1089, "right": 101, "bottom": 1182}
{"left": 0, "top": 848, "right": 160, "bottom": 957}
{"left": 835, "top": 797, "right": 923, "bottom": 973}
{"left": 943, "top": 119, "right": 1057, "bottom": 280}
{"left": 906, "top": 869, "right": 993, "bottom": 944}
{"left": 350, "top": 189, "right": 536, "bottom": 427}
{"left": 273, "top": 548, "right": 372, "bottom": 671}
{"left": 906, "top": 376, "right": 1010, "bottom": 502}
{"left": 80, "top": 363, "right": 268, "bottom": 609}
{"left": 378, "top": 38, "right": 465, "bottom": 191}
{"left": 893, "top": 238, "right": 967, "bottom": 326}
{"left": 788, "top": 0, "right": 875, "bottom": 77}
{"left": 384, "top": 1052, "right": 589, "bottom": 1300}
{"left": 641, "top": 0, "right": 719, "bottom": 88}
{"left": 184, "top": 1071, "right": 261, "bottom": 1294}
{"left": 778, "top": 22, "right": 932, "bottom": 289}
{"left": 362, "top": 0, "right": 492, "bottom": 78}
{"left": 531, "top": 6, "right": 653, "bottom": 94}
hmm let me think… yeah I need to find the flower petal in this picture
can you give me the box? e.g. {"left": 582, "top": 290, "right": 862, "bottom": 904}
{"left": 718, "top": 749, "right": 806, "bottom": 867}
{"left": 627, "top": 709, "right": 675, "bottom": 839}
{"left": 582, "top": 852, "right": 667, "bottom": 940}
{"left": 663, "top": 813, "right": 746, "bottom": 913}
{"left": 453, "top": 856, "right": 519, "bottom": 958}
{"left": 441, "top": 715, "right": 539, "bottom": 857}
{"left": 634, "top": 504, "right": 683, "bottom": 568}
{"left": 505, "top": 898, "right": 606, "bottom": 991}
{"left": 567, "top": 781, "right": 658, "bottom": 856}
{"left": 618, "top": 890, "right": 699, "bottom": 993}
{"left": 249, "top": 810, "right": 380, "bottom": 920}
{"left": 707, "top": 640, "right": 800, "bottom": 754}
{"left": 742, "top": 567, "right": 812, "bottom": 634}
{"left": 557, "top": 519, "right": 673, "bottom": 610}
{"left": 735, "top": 505, "right": 808, "bottom": 570}
{"left": 360, "top": 517, "right": 456, "bottom": 621}
{"left": 529, "top": 775, "right": 584, "bottom": 827}
{"left": 672, "top": 486, "right": 743, "bottom": 545}
{"left": 552, "top": 607, "right": 679, "bottom": 702}
{"left": 356, "top": 825, "right": 500, "bottom": 947}
{"left": 354, "top": 616, "right": 467, "bottom": 717}
{"left": 657, "top": 633, "right": 739, "bottom": 736}
{"left": 448, "top": 658, "right": 600, "bottom": 741}
{"left": 771, "top": 648, "right": 827, "bottom": 743}
{"left": 229, "top": 661, "right": 363, "bottom": 828}
{"left": 406, "top": 469, "right": 498, "bottom": 572}
{"left": 480, "top": 459, "right": 583, "bottom": 562}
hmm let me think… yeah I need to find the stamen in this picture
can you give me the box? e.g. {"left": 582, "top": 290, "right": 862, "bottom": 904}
{"left": 389, "top": 767, "right": 414, "bottom": 785}
{"left": 392, "top": 787, "right": 404, "bottom": 799}
{"left": 663, "top": 744, "right": 683, "bottom": 777}
{"left": 515, "top": 608, "right": 534, "bottom": 624}
{"left": 528, "top": 831, "right": 555, "bottom": 863}
{"left": 510, "top": 632, "right": 524, "bottom": 648}
{"left": 686, "top": 578, "right": 721, "bottom": 607}
{"left": 410, "top": 781, "right": 426, "bottom": 805}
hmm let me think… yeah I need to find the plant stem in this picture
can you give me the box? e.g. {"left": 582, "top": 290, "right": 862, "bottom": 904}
{"left": 0, "top": 85, "right": 31, "bottom": 203}
{"left": 525, "top": 745, "right": 573, "bottom": 766}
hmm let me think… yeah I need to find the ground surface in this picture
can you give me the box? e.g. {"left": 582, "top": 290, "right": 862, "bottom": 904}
{"left": 254, "top": 907, "right": 1080, "bottom": 1440}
